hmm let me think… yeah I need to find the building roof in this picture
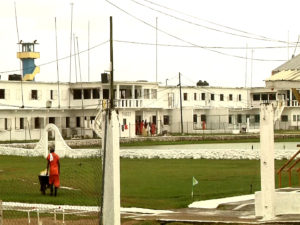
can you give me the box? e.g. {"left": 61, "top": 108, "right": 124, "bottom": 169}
{"left": 266, "top": 70, "right": 300, "bottom": 81}
{"left": 272, "top": 54, "right": 300, "bottom": 73}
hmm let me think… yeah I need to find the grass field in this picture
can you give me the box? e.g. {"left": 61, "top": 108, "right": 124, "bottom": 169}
{"left": 0, "top": 155, "right": 298, "bottom": 210}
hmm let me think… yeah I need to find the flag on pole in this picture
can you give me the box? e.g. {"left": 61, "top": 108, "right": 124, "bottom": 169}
{"left": 192, "top": 177, "right": 198, "bottom": 186}
{"left": 191, "top": 177, "right": 198, "bottom": 200}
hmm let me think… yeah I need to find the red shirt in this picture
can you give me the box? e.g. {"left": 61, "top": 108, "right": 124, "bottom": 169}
{"left": 47, "top": 153, "right": 60, "bottom": 176}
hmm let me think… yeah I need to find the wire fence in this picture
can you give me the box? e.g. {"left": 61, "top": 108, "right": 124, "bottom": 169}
{"left": 0, "top": 114, "right": 297, "bottom": 142}
{"left": 1, "top": 153, "right": 102, "bottom": 224}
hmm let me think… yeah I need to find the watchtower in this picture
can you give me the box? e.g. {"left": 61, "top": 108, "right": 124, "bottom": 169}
{"left": 17, "top": 41, "right": 40, "bottom": 81}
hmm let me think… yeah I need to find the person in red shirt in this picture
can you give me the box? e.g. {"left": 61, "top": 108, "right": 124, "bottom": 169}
{"left": 46, "top": 147, "right": 60, "bottom": 196}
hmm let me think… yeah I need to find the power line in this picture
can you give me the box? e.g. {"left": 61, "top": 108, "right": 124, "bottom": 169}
{"left": 115, "top": 39, "right": 295, "bottom": 50}
{"left": 139, "top": 0, "right": 297, "bottom": 45}
{"left": 0, "top": 40, "right": 109, "bottom": 74}
{"left": 105, "top": 0, "right": 286, "bottom": 62}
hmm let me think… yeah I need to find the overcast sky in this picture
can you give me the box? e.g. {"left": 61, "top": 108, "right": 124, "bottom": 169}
{"left": 0, "top": 0, "right": 299, "bottom": 87}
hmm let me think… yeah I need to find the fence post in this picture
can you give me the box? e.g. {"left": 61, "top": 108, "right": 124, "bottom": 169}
{"left": 0, "top": 200, "right": 3, "bottom": 225}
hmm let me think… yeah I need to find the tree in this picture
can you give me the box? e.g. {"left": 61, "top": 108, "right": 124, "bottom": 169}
{"left": 196, "top": 80, "right": 209, "bottom": 86}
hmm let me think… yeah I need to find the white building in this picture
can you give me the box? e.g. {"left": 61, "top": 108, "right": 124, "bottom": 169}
{"left": 0, "top": 41, "right": 299, "bottom": 141}
{"left": 0, "top": 75, "right": 298, "bottom": 141}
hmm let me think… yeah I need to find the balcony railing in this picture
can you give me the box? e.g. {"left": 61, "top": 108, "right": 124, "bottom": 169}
{"left": 116, "top": 99, "right": 143, "bottom": 108}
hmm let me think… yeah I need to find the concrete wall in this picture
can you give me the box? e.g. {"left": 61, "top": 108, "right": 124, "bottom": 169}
{"left": 255, "top": 191, "right": 300, "bottom": 216}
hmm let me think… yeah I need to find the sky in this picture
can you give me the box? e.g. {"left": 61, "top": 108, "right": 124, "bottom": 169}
{"left": 0, "top": 0, "right": 300, "bottom": 87}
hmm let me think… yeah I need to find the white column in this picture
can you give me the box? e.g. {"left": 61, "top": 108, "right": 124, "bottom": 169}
{"left": 290, "top": 89, "right": 293, "bottom": 106}
{"left": 11, "top": 117, "right": 15, "bottom": 131}
{"left": 44, "top": 116, "right": 47, "bottom": 129}
{"left": 259, "top": 103, "right": 275, "bottom": 220}
{"left": 131, "top": 85, "right": 135, "bottom": 99}
{"left": 246, "top": 117, "right": 250, "bottom": 132}
{"left": 102, "top": 110, "right": 120, "bottom": 225}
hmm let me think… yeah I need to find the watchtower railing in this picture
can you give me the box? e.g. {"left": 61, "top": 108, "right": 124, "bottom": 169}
{"left": 277, "top": 147, "right": 300, "bottom": 188}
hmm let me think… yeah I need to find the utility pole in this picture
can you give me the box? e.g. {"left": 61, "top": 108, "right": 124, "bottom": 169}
{"left": 155, "top": 17, "right": 158, "bottom": 83}
{"left": 101, "top": 16, "right": 120, "bottom": 225}
{"left": 179, "top": 72, "right": 183, "bottom": 134}
{"left": 110, "top": 16, "right": 114, "bottom": 109}
{"left": 258, "top": 103, "right": 275, "bottom": 220}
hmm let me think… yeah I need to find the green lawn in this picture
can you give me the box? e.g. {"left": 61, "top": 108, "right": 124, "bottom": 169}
{"left": 0, "top": 156, "right": 298, "bottom": 209}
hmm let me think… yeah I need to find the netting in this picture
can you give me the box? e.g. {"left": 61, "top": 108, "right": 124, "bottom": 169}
{"left": 1, "top": 149, "right": 102, "bottom": 225}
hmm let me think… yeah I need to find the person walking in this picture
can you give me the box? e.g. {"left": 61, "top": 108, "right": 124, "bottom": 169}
{"left": 46, "top": 147, "right": 60, "bottom": 196}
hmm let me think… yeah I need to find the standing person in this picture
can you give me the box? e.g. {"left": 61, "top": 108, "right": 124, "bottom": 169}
{"left": 46, "top": 147, "right": 60, "bottom": 196}
{"left": 151, "top": 122, "right": 156, "bottom": 136}
{"left": 140, "top": 120, "right": 144, "bottom": 136}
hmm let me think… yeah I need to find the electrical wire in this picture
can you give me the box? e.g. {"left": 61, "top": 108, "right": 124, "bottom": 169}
{"left": 104, "top": 0, "right": 286, "bottom": 62}
{"left": 115, "top": 39, "right": 295, "bottom": 50}
{"left": 140, "top": 0, "right": 298, "bottom": 45}
{"left": 0, "top": 40, "right": 109, "bottom": 74}
{"left": 130, "top": 0, "right": 297, "bottom": 44}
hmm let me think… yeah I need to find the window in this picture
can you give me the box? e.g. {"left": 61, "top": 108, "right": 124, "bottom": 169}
{"left": 92, "top": 89, "right": 100, "bottom": 99}
{"left": 220, "top": 94, "right": 224, "bottom": 101}
{"left": 103, "top": 89, "right": 109, "bottom": 99}
{"left": 144, "top": 89, "right": 150, "bottom": 99}
{"left": 50, "top": 90, "right": 54, "bottom": 100}
{"left": 229, "top": 115, "right": 232, "bottom": 124}
{"left": 238, "top": 94, "right": 242, "bottom": 101}
{"left": 31, "top": 90, "right": 38, "bottom": 100}
{"left": 135, "top": 89, "right": 141, "bottom": 99}
{"left": 66, "top": 117, "right": 70, "bottom": 128}
{"left": 0, "top": 89, "right": 5, "bottom": 99}
{"left": 123, "top": 118, "right": 127, "bottom": 125}
{"left": 211, "top": 94, "right": 215, "bottom": 101}
{"left": 255, "top": 115, "right": 260, "bottom": 123}
{"left": 34, "top": 117, "right": 40, "bottom": 129}
{"left": 201, "top": 93, "right": 205, "bottom": 100}
{"left": 163, "top": 115, "right": 170, "bottom": 125}
{"left": 73, "top": 89, "right": 82, "bottom": 100}
{"left": 84, "top": 89, "right": 91, "bottom": 99}
{"left": 49, "top": 117, "right": 55, "bottom": 124}
{"left": 193, "top": 114, "right": 197, "bottom": 123}
{"left": 201, "top": 115, "right": 206, "bottom": 122}
{"left": 253, "top": 94, "right": 260, "bottom": 101}
{"left": 183, "top": 93, "right": 188, "bottom": 101}
{"left": 261, "top": 94, "right": 268, "bottom": 101}
{"left": 151, "top": 89, "right": 157, "bottom": 99}
{"left": 229, "top": 94, "right": 233, "bottom": 101}
{"left": 194, "top": 93, "right": 197, "bottom": 101}
{"left": 5, "top": 118, "right": 8, "bottom": 130}
{"left": 281, "top": 115, "right": 288, "bottom": 122}
{"left": 293, "top": 115, "right": 297, "bottom": 121}
{"left": 20, "top": 118, "right": 24, "bottom": 129}
{"left": 269, "top": 93, "right": 276, "bottom": 100}
{"left": 237, "top": 114, "right": 242, "bottom": 123}
{"left": 76, "top": 117, "right": 81, "bottom": 127}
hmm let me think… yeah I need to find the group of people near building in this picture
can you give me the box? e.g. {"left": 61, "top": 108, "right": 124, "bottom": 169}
{"left": 135, "top": 120, "right": 156, "bottom": 136}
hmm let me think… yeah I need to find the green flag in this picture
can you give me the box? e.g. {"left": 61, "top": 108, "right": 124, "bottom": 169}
{"left": 192, "top": 177, "right": 198, "bottom": 186}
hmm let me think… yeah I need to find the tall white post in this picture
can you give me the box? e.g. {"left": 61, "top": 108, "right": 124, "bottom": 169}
{"left": 102, "top": 110, "right": 120, "bottom": 225}
{"left": 259, "top": 103, "right": 275, "bottom": 220}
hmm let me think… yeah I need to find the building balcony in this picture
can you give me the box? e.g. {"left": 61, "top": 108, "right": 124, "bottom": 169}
{"left": 17, "top": 52, "right": 40, "bottom": 59}
{"left": 99, "top": 98, "right": 164, "bottom": 109}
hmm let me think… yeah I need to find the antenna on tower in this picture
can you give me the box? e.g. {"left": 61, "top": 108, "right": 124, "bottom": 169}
{"left": 292, "top": 35, "right": 300, "bottom": 58}
{"left": 14, "top": 2, "right": 24, "bottom": 108}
